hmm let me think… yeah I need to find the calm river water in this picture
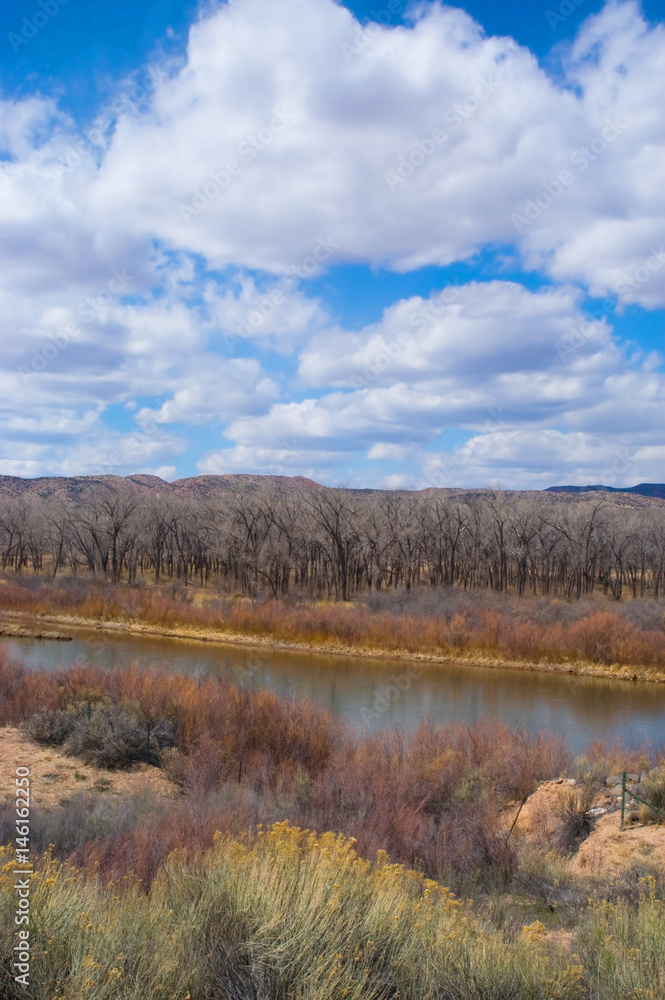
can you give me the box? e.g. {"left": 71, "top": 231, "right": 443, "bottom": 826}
{"left": 4, "top": 626, "right": 665, "bottom": 752}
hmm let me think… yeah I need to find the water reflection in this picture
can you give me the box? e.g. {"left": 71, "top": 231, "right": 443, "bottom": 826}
{"left": 4, "top": 626, "right": 665, "bottom": 752}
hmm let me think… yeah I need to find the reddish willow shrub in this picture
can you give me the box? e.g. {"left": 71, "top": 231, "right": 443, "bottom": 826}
{"left": 0, "top": 649, "right": 575, "bottom": 886}
{"left": 66, "top": 718, "right": 570, "bottom": 887}
{"left": 3, "top": 577, "right": 665, "bottom": 668}
{"left": 0, "top": 651, "right": 339, "bottom": 776}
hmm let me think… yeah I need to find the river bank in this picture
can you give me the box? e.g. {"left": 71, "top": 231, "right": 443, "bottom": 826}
{"left": 2, "top": 606, "right": 665, "bottom": 684}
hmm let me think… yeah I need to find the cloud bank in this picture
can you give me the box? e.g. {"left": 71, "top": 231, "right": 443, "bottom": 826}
{"left": 0, "top": 0, "right": 663, "bottom": 486}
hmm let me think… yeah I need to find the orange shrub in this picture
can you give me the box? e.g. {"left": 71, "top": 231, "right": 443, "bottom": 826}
{"left": 2, "top": 577, "right": 665, "bottom": 669}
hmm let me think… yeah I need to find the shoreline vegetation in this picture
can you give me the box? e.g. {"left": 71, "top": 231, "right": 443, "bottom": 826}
{"left": 2, "top": 654, "right": 665, "bottom": 998}
{"left": 2, "top": 480, "right": 665, "bottom": 684}
{"left": 2, "top": 494, "right": 665, "bottom": 994}
{"left": 1, "top": 576, "right": 665, "bottom": 682}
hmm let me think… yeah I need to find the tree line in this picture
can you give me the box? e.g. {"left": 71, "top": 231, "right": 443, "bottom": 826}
{"left": 1, "top": 486, "right": 664, "bottom": 600}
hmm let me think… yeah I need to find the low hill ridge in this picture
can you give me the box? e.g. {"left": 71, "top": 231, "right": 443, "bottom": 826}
{"left": 0, "top": 474, "right": 663, "bottom": 508}
{"left": 546, "top": 483, "right": 665, "bottom": 499}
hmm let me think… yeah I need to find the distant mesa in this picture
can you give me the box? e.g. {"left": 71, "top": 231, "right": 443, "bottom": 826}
{"left": 545, "top": 483, "right": 665, "bottom": 499}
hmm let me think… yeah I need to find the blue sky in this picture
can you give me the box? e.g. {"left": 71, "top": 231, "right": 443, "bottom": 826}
{"left": 1, "top": 0, "right": 663, "bottom": 487}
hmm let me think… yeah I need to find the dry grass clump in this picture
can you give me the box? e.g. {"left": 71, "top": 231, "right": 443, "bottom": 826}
{"left": 0, "top": 824, "right": 588, "bottom": 1000}
{"left": 554, "top": 784, "right": 596, "bottom": 854}
{"left": 3, "top": 824, "right": 665, "bottom": 1000}
{"left": 22, "top": 705, "right": 82, "bottom": 746}
{"left": 59, "top": 703, "right": 175, "bottom": 769}
{"left": 575, "top": 879, "right": 665, "bottom": 999}
{"left": 639, "top": 769, "right": 665, "bottom": 824}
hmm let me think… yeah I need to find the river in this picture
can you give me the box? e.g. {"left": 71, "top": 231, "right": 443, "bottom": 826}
{"left": 3, "top": 626, "right": 665, "bottom": 752}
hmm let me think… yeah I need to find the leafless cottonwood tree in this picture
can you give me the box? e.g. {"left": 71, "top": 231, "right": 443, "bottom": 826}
{"left": 1, "top": 483, "right": 664, "bottom": 601}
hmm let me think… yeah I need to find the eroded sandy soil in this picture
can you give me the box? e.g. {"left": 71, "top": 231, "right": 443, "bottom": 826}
{"left": 510, "top": 777, "right": 665, "bottom": 877}
{"left": 0, "top": 726, "right": 175, "bottom": 812}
